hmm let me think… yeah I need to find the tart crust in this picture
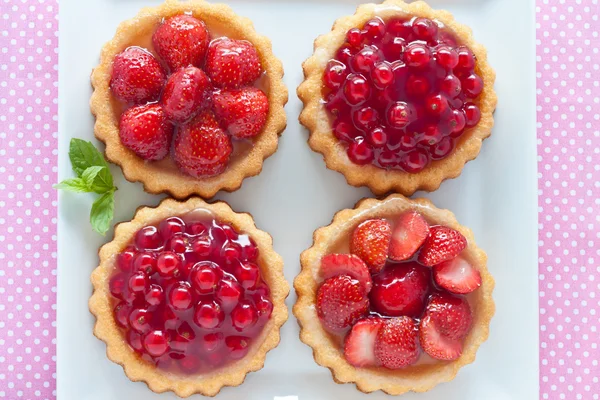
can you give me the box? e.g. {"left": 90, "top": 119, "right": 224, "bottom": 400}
{"left": 294, "top": 194, "right": 495, "bottom": 395}
{"left": 298, "top": 0, "right": 497, "bottom": 196}
{"left": 91, "top": 0, "right": 288, "bottom": 199}
{"left": 89, "top": 197, "right": 289, "bottom": 397}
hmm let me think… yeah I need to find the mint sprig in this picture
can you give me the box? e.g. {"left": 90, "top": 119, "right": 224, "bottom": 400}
{"left": 54, "top": 138, "right": 117, "bottom": 236}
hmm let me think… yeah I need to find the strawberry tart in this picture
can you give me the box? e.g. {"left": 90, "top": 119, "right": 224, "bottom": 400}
{"left": 89, "top": 197, "right": 289, "bottom": 397}
{"left": 298, "top": 0, "right": 497, "bottom": 195}
{"left": 294, "top": 194, "right": 495, "bottom": 394}
{"left": 91, "top": 0, "right": 287, "bottom": 198}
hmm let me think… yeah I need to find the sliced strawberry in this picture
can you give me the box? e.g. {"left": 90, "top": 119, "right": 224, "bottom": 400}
{"left": 374, "top": 316, "right": 420, "bottom": 369}
{"left": 433, "top": 256, "right": 481, "bottom": 294}
{"left": 320, "top": 254, "right": 372, "bottom": 293}
{"left": 110, "top": 47, "right": 166, "bottom": 104}
{"left": 119, "top": 104, "right": 174, "bottom": 160}
{"left": 344, "top": 318, "right": 384, "bottom": 367}
{"left": 419, "top": 314, "right": 462, "bottom": 361}
{"left": 350, "top": 219, "right": 392, "bottom": 274}
{"left": 425, "top": 293, "right": 472, "bottom": 340}
{"left": 418, "top": 226, "right": 467, "bottom": 267}
{"left": 369, "top": 262, "right": 430, "bottom": 318}
{"left": 152, "top": 15, "right": 210, "bottom": 71}
{"left": 213, "top": 88, "right": 269, "bottom": 139}
{"left": 389, "top": 211, "right": 430, "bottom": 261}
{"left": 316, "top": 275, "right": 369, "bottom": 332}
{"left": 205, "top": 38, "right": 262, "bottom": 89}
{"left": 162, "top": 66, "right": 212, "bottom": 123}
{"left": 173, "top": 110, "right": 232, "bottom": 178}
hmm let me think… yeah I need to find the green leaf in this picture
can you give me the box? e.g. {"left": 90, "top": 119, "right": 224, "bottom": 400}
{"left": 81, "top": 166, "right": 114, "bottom": 194}
{"left": 90, "top": 190, "right": 115, "bottom": 236}
{"left": 69, "top": 138, "right": 109, "bottom": 177}
{"left": 53, "top": 178, "right": 91, "bottom": 193}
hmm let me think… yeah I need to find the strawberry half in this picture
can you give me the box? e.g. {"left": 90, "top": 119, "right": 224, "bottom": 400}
{"left": 344, "top": 318, "right": 384, "bottom": 367}
{"left": 433, "top": 256, "right": 481, "bottom": 294}
{"left": 213, "top": 88, "right": 269, "bottom": 139}
{"left": 320, "top": 253, "right": 372, "bottom": 293}
{"left": 110, "top": 46, "right": 166, "bottom": 104}
{"left": 419, "top": 314, "right": 462, "bottom": 361}
{"left": 417, "top": 226, "right": 467, "bottom": 267}
{"left": 316, "top": 274, "right": 369, "bottom": 332}
{"left": 389, "top": 211, "right": 430, "bottom": 261}
{"left": 374, "top": 316, "right": 420, "bottom": 369}
{"left": 425, "top": 293, "right": 472, "bottom": 341}
{"left": 152, "top": 15, "right": 210, "bottom": 72}
{"left": 173, "top": 110, "right": 232, "bottom": 178}
{"left": 205, "top": 38, "right": 262, "bottom": 89}
{"left": 119, "top": 104, "right": 174, "bottom": 160}
{"left": 162, "top": 66, "right": 212, "bottom": 123}
{"left": 350, "top": 219, "right": 392, "bottom": 274}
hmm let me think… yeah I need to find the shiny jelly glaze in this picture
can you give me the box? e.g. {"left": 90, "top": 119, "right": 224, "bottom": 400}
{"left": 323, "top": 16, "right": 484, "bottom": 173}
{"left": 108, "top": 210, "right": 273, "bottom": 375}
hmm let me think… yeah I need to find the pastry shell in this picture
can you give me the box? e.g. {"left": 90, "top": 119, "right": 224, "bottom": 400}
{"left": 298, "top": 0, "right": 497, "bottom": 196}
{"left": 294, "top": 194, "right": 495, "bottom": 395}
{"left": 89, "top": 197, "right": 289, "bottom": 397}
{"left": 91, "top": 0, "right": 288, "bottom": 199}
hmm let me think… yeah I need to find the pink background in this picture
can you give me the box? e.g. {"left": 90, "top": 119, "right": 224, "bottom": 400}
{"left": 0, "top": 0, "right": 598, "bottom": 398}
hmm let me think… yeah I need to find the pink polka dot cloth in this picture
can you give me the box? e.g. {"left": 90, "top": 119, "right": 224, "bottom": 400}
{"left": 0, "top": 0, "right": 598, "bottom": 399}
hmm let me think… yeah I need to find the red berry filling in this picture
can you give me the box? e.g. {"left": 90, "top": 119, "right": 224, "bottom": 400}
{"left": 316, "top": 211, "right": 482, "bottom": 369}
{"left": 110, "top": 14, "right": 269, "bottom": 177}
{"left": 323, "top": 16, "right": 484, "bottom": 172}
{"left": 109, "top": 211, "right": 272, "bottom": 375}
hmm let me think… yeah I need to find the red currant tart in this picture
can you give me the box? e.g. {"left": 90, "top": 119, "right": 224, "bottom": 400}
{"left": 90, "top": 198, "right": 288, "bottom": 397}
{"left": 298, "top": 0, "right": 496, "bottom": 195}
{"left": 91, "top": 0, "right": 287, "bottom": 198}
{"left": 294, "top": 194, "right": 494, "bottom": 395}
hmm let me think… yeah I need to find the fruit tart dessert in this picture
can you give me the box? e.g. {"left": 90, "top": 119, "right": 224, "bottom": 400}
{"left": 294, "top": 194, "right": 494, "bottom": 394}
{"left": 91, "top": 0, "right": 287, "bottom": 198}
{"left": 298, "top": 0, "right": 496, "bottom": 195}
{"left": 89, "top": 197, "right": 288, "bottom": 397}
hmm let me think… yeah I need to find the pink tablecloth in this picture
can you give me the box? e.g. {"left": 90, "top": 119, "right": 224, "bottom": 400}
{"left": 0, "top": 0, "right": 598, "bottom": 398}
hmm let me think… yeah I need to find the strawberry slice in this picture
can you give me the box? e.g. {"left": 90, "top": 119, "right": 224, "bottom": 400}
{"left": 205, "top": 38, "right": 262, "bottom": 89}
{"left": 119, "top": 104, "right": 173, "bottom": 160}
{"left": 374, "top": 316, "right": 420, "bottom": 369}
{"left": 316, "top": 275, "right": 369, "bottom": 332}
{"left": 110, "top": 47, "right": 166, "bottom": 104}
{"left": 350, "top": 219, "right": 392, "bottom": 274}
{"left": 389, "top": 211, "right": 430, "bottom": 261}
{"left": 320, "top": 253, "right": 372, "bottom": 293}
{"left": 419, "top": 314, "right": 462, "bottom": 361}
{"left": 213, "top": 88, "right": 269, "bottom": 139}
{"left": 426, "top": 293, "right": 472, "bottom": 340}
{"left": 162, "top": 66, "right": 212, "bottom": 123}
{"left": 433, "top": 256, "right": 481, "bottom": 294}
{"left": 417, "top": 226, "right": 467, "bottom": 266}
{"left": 344, "top": 318, "right": 384, "bottom": 367}
{"left": 152, "top": 15, "right": 210, "bottom": 72}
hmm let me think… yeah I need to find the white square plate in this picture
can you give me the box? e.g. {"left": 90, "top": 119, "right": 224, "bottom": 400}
{"left": 57, "top": 0, "right": 538, "bottom": 399}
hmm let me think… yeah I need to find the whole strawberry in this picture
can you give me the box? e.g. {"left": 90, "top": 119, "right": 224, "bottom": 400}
{"left": 119, "top": 104, "right": 173, "bottom": 160}
{"left": 425, "top": 293, "right": 472, "bottom": 341}
{"left": 205, "top": 38, "right": 262, "bottom": 88}
{"left": 374, "top": 316, "right": 420, "bottom": 369}
{"left": 213, "top": 88, "right": 269, "bottom": 139}
{"left": 173, "top": 111, "right": 232, "bottom": 177}
{"left": 152, "top": 15, "right": 210, "bottom": 71}
{"left": 418, "top": 225, "right": 467, "bottom": 266}
{"left": 350, "top": 219, "right": 392, "bottom": 273}
{"left": 162, "top": 66, "right": 212, "bottom": 123}
{"left": 316, "top": 274, "right": 369, "bottom": 332}
{"left": 110, "top": 47, "right": 166, "bottom": 104}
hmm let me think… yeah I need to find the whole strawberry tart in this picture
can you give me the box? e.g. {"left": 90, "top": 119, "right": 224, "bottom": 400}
{"left": 91, "top": 0, "right": 287, "bottom": 198}
{"left": 90, "top": 197, "right": 288, "bottom": 397}
{"left": 298, "top": 0, "right": 496, "bottom": 195}
{"left": 294, "top": 194, "right": 494, "bottom": 394}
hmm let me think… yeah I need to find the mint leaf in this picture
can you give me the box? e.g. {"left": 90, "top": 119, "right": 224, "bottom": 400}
{"left": 53, "top": 178, "right": 90, "bottom": 193}
{"left": 90, "top": 190, "right": 115, "bottom": 236}
{"left": 69, "top": 138, "right": 109, "bottom": 177}
{"left": 81, "top": 165, "right": 114, "bottom": 194}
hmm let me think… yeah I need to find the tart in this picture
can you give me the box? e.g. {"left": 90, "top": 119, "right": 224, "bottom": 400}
{"left": 91, "top": 0, "right": 287, "bottom": 199}
{"left": 294, "top": 194, "right": 494, "bottom": 394}
{"left": 89, "top": 197, "right": 288, "bottom": 397}
{"left": 298, "top": 0, "right": 497, "bottom": 195}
